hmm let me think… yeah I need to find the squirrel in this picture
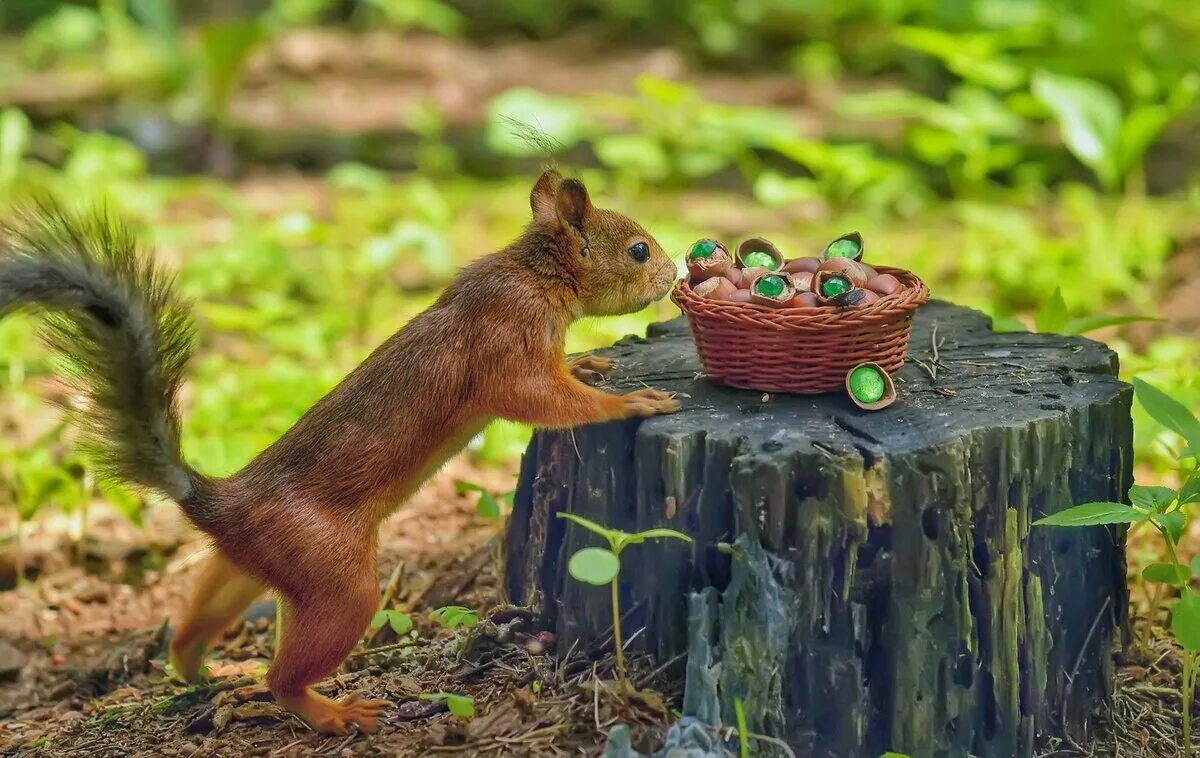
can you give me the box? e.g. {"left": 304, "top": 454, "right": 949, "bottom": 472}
{"left": 0, "top": 170, "right": 680, "bottom": 735}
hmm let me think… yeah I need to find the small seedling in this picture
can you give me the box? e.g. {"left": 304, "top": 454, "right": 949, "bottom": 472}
{"left": 556, "top": 512, "right": 691, "bottom": 692}
{"left": 420, "top": 691, "right": 475, "bottom": 718}
{"left": 370, "top": 609, "right": 414, "bottom": 636}
{"left": 734, "top": 697, "right": 749, "bottom": 758}
{"left": 456, "top": 481, "right": 513, "bottom": 522}
{"left": 430, "top": 605, "right": 479, "bottom": 630}
{"left": 992, "top": 287, "right": 1158, "bottom": 336}
{"left": 1034, "top": 377, "right": 1200, "bottom": 755}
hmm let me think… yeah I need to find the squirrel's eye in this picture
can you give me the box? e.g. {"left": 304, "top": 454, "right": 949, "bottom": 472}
{"left": 628, "top": 241, "right": 650, "bottom": 263}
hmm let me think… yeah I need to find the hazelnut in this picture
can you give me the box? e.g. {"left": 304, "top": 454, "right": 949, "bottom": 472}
{"left": 735, "top": 237, "right": 784, "bottom": 271}
{"left": 845, "top": 362, "right": 896, "bottom": 411}
{"left": 817, "top": 257, "right": 873, "bottom": 287}
{"left": 686, "top": 238, "right": 733, "bottom": 281}
{"left": 865, "top": 273, "right": 903, "bottom": 296}
{"left": 693, "top": 276, "right": 738, "bottom": 300}
{"left": 785, "top": 291, "right": 820, "bottom": 308}
{"left": 822, "top": 231, "right": 864, "bottom": 262}
{"left": 782, "top": 257, "right": 821, "bottom": 274}
{"left": 747, "top": 272, "right": 796, "bottom": 307}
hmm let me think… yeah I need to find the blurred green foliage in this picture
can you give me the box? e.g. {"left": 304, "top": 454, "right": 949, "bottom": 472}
{"left": 0, "top": 0, "right": 1198, "bottom": 534}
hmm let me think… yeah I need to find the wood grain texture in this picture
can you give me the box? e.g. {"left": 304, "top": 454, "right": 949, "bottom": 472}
{"left": 504, "top": 301, "right": 1131, "bottom": 758}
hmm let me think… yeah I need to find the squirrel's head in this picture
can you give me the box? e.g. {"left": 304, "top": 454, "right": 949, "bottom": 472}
{"left": 529, "top": 170, "right": 676, "bottom": 317}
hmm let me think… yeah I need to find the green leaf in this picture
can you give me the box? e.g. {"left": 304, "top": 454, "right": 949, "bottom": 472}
{"left": 1155, "top": 510, "right": 1188, "bottom": 546}
{"left": 1173, "top": 589, "right": 1200, "bottom": 652}
{"left": 1034, "top": 287, "right": 1069, "bottom": 334}
{"left": 1180, "top": 474, "right": 1200, "bottom": 507}
{"left": 1191, "top": 554, "right": 1200, "bottom": 577}
{"left": 1117, "top": 105, "right": 1172, "bottom": 177}
{"left": 199, "top": 21, "right": 265, "bottom": 123}
{"left": 420, "top": 692, "right": 475, "bottom": 718}
{"left": 557, "top": 512, "right": 618, "bottom": 544}
{"left": 1031, "top": 71, "right": 1123, "bottom": 189}
{"left": 1033, "top": 501, "right": 1149, "bottom": 527}
{"left": 1061, "top": 314, "right": 1160, "bottom": 336}
{"left": 1129, "top": 484, "right": 1177, "bottom": 513}
{"left": 430, "top": 606, "right": 479, "bottom": 630}
{"left": 1133, "top": 378, "right": 1200, "bottom": 456}
{"left": 567, "top": 547, "right": 620, "bottom": 586}
{"left": 632, "top": 528, "right": 693, "bottom": 543}
{"left": 1143, "top": 562, "right": 1190, "bottom": 586}
{"left": 370, "top": 609, "right": 413, "bottom": 636}
{"left": 446, "top": 694, "right": 475, "bottom": 718}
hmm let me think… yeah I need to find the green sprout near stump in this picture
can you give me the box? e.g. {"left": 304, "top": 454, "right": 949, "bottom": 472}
{"left": 1034, "top": 377, "right": 1200, "bottom": 755}
{"left": 420, "top": 691, "right": 475, "bottom": 719}
{"left": 557, "top": 512, "right": 691, "bottom": 692}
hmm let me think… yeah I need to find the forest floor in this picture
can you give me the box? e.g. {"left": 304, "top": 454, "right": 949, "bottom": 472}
{"left": 0, "top": 457, "right": 684, "bottom": 757}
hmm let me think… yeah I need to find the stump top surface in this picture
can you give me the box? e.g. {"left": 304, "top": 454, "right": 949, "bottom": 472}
{"left": 592, "top": 301, "right": 1127, "bottom": 457}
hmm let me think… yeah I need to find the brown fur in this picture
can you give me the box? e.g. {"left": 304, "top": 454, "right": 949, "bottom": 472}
{"left": 167, "top": 171, "right": 679, "bottom": 733}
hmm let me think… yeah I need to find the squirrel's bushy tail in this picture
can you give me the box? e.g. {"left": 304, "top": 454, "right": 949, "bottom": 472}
{"left": 0, "top": 202, "right": 216, "bottom": 527}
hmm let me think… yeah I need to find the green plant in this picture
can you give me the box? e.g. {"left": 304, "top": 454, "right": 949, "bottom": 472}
{"left": 196, "top": 20, "right": 265, "bottom": 130}
{"left": 556, "top": 512, "right": 691, "bottom": 691}
{"left": 1031, "top": 71, "right": 1199, "bottom": 192}
{"left": 370, "top": 609, "right": 414, "bottom": 636}
{"left": 429, "top": 606, "right": 479, "bottom": 630}
{"left": 455, "top": 481, "right": 512, "bottom": 522}
{"left": 991, "top": 287, "right": 1157, "bottom": 336}
{"left": 420, "top": 691, "right": 475, "bottom": 718}
{"left": 734, "top": 696, "right": 749, "bottom": 758}
{"left": 1034, "top": 378, "right": 1200, "bottom": 754}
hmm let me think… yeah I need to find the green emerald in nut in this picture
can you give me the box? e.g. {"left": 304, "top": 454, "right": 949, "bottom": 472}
{"left": 825, "top": 237, "right": 862, "bottom": 259}
{"left": 849, "top": 365, "right": 887, "bottom": 404}
{"left": 820, "top": 275, "right": 852, "bottom": 298}
{"left": 689, "top": 239, "right": 718, "bottom": 259}
{"left": 754, "top": 274, "right": 786, "bottom": 298}
{"left": 741, "top": 250, "right": 777, "bottom": 270}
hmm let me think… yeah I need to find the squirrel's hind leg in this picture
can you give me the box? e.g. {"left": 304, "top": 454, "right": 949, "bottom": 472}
{"left": 169, "top": 551, "right": 266, "bottom": 683}
{"left": 268, "top": 574, "right": 388, "bottom": 734}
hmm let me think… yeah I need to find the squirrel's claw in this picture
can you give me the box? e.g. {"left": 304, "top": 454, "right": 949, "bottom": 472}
{"left": 622, "top": 388, "right": 680, "bottom": 417}
{"left": 568, "top": 354, "right": 616, "bottom": 381}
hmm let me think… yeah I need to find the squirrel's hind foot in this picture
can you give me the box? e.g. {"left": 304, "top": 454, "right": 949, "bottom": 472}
{"left": 277, "top": 689, "right": 389, "bottom": 735}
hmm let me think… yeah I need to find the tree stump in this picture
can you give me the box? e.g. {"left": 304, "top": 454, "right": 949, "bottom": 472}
{"left": 504, "top": 301, "right": 1131, "bottom": 758}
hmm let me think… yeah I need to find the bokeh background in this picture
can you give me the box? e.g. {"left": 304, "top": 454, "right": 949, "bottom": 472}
{"left": 1, "top": 0, "right": 1199, "bottom": 612}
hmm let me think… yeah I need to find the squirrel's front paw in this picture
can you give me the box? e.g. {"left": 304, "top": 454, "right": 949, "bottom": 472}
{"left": 622, "top": 388, "right": 680, "bottom": 417}
{"left": 569, "top": 354, "right": 616, "bottom": 384}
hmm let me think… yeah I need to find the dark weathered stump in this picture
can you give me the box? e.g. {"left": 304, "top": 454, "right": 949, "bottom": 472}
{"left": 504, "top": 301, "right": 1130, "bottom": 758}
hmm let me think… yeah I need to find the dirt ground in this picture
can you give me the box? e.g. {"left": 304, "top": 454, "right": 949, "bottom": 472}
{"left": 0, "top": 456, "right": 682, "bottom": 757}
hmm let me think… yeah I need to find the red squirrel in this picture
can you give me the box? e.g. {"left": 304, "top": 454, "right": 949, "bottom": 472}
{"left": 0, "top": 170, "right": 680, "bottom": 734}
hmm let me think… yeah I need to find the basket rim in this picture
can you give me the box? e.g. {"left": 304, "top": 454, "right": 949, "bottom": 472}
{"left": 672, "top": 265, "right": 929, "bottom": 331}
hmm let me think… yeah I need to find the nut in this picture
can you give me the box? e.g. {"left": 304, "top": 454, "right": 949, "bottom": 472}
{"left": 845, "top": 362, "right": 896, "bottom": 411}
{"left": 822, "top": 231, "right": 864, "bottom": 262}
{"left": 735, "top": 237, "right": 784, "bottom": 271}
{"left": 782, "top": 257, "right": 821, "bottom": 274}
{"left": 693, "top": 276, "right": 738, "bottom": 300}
{"left": 747, "top": 272, "right": 796, "bottom": 307}
{"left": 865, "top": 273, "right": 903, "bottom": 296}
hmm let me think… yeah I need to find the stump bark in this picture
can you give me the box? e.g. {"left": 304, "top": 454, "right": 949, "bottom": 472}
{"left": 504, "top": 301, "right": 1131, "bottom": 758}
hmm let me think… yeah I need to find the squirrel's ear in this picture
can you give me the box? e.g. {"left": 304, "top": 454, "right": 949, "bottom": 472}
{"left": 555, "top": 179, "right": 592, "bottom": 232}
{"left": 530, "top": 170, "right": 563, "bottom": 224}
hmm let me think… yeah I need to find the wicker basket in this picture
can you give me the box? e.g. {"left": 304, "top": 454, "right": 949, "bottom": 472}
{"left": 671, "top": 266, "right": 929, "bottom": 394}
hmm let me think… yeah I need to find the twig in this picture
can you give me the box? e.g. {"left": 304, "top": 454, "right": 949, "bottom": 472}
{"left": 749, "top": 732, "right": 797, "bottom": 758}
{"left": 1061, "top": 596, "right": 1112, "bottom": 752}
{"left": 592, "top": 662, "right": 602, "bottom": 731}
